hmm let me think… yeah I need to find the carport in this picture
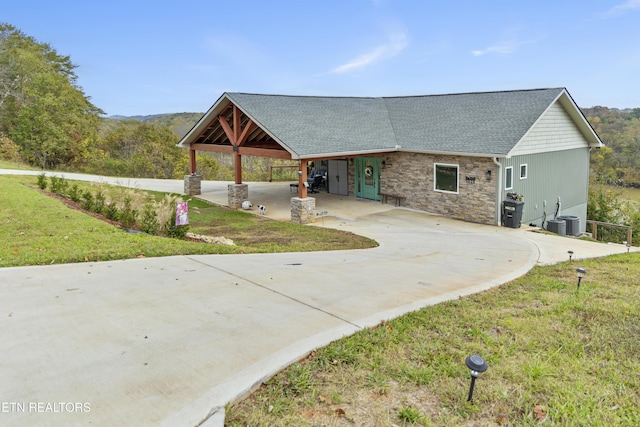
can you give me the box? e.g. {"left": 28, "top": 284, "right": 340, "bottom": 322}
{"left": 178, "top": 93, "right": 399, "bottom": 224}
{"left": 179, "top": 95, "right": 357, "bottom": 224}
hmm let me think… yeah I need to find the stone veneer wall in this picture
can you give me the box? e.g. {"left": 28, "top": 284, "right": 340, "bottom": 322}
{"left": 348, "top": 160, "right": 355, "bottom": 197}
{"left": 184, "top": 174, "right": 202, "bottom": 195}
{"left": 228, "top": 184, "right": 249, "bottom": 209}
{"left": 291, "top": 197, "right": 316, "bottom": 224}
{"left": 379, "top": 152, "right": 497, "bottom": 225}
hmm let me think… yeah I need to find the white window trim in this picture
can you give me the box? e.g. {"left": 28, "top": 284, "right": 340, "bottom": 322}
{"left": 519, "top": 164, "right": 528, "bottom": 180}
{"left": 505, "top": 166, "right": 513, "bottom": 190}
{"left": 434, "top": 163, "right": 459, "bottom": 194}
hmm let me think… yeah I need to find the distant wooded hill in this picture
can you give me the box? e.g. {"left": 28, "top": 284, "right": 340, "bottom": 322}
{"left": 582, "top": 106, "right": 640, "bottom": 187}
{"left": 104, "top": 112, "right": 203, "bottom": 138}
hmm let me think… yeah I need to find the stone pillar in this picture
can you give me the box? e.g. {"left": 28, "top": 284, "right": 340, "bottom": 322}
{"left": 228, "top": 183, "right": 249, "bottom": 209}
{"left": 291, "top": 197, "right": 316, "bottom": 224}
{"left": 184, "top": 174, "right": 202, "bottom": 195}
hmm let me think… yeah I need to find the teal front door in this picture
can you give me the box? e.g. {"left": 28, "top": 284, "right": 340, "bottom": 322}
{"left": 355, "top": 157, "right": 381, "bottom": 201}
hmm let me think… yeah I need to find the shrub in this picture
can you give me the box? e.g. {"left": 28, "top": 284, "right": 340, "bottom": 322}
{"left": 49, "top": 175, "right": 68, "bottom": 195}
{"left": 587, "top": 185, "right": 623, "bottom": 223}
{"left": 162, "top": 211, "right": 189, "bottom": 239}
{"left": 37, "top": 173, "right": 47, "bottom": 190}
{"left": 81, "top": 190, "right": 94, "bottom": 211}
{"left": 119, "top": 196, "right": 138, "bottom": 229}
{"left": 587, "top": 185, "right": 640, "bottom": 243}
{"left": 93, "top": 189, "right": 106, "bottom": 215}
{"left": 104, "top": 201, "right": 119, "bottom": 221}
{"left": 625, "top": 202, "right": 640, "bottom": 244}
{"left": 139, "top": 203, "right": 160, "bottom": 235}
{"left": 68, "top": 184, "right": 81, "bottom": 203}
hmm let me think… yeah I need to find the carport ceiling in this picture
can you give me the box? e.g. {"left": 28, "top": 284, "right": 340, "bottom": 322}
{"left": 193, "top": 103, "right": 287, "bottom": 155}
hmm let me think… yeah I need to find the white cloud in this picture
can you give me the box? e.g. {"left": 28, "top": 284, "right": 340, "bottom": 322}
{"left": 470, "top": 34, "right": 543, "bottom": 57}
{"left": 605, "top": 0, "right": 640, "bottom": 16}
{"left": 471, "top": 41, "right": 518, "bottom": 57}
{"left": 331, "top": 32, "right": 408, "bottom": 74}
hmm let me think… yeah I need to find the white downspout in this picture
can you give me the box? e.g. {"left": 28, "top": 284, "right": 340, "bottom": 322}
{"left": 493, "top": 157, "right": 502, "bottom": 226}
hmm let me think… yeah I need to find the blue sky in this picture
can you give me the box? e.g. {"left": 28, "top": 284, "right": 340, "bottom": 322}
{"left": 4, "top": 0, "right": 640, "bottom": 116}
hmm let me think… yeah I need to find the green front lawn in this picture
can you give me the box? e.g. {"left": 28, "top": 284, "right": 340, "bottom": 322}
{"left": 0, "top": 176, "right": 376, "bottom": 267}
{"left": 226, "top": 254, "right": 640, "bottom": 426}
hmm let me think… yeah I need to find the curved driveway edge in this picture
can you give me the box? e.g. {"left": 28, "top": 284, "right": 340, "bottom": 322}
{"left": 0, "top": 170, "right": 633, "bottom": 426}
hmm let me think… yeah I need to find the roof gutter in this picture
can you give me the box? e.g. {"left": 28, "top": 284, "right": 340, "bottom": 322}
{"left": 296, "top": 147, "right": 508, "bottom": 160}
{"left": 296, "top": 148, "right": 398, "bottom": 160}
{"left": 400, "top": 148, "right": 507, "bottom": 158}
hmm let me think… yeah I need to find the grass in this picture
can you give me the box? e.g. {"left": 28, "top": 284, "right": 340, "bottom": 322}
{"left": 0, "top": 176, "right": 377, "bottom": 267}
{"left": 225, "top": 254, "right": 640, "bottom": 426}
{"left": 0, "top": 159, "right": 38, "bottom": 170}
{"left": 617, "top": 186, "right": 640, "bottom": 203}
{"left": 184, "top": 197, "right": 376, "bottom": 253}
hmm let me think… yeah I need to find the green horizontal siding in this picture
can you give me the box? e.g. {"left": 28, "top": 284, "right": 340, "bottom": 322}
{"left": 501, "top": 148, "right": 589, "bottom": 229}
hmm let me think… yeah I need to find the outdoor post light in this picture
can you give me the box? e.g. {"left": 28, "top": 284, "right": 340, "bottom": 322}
{"left": 624, "top": 241, "right": 630, "bottom": 253}
{"left": 568, "top": 250, "right": 574, "bottom": 262}
{"left": 576, "top": 268, "right": 586, "bottom": 291}
{"left": 465, "top": 354, "right": 488, "bottom": 402}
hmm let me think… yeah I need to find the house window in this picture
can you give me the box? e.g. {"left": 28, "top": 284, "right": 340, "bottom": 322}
{"left": 505, "top": 166, "right": 513, "bottom": 190}
{"left": 520, "top": 164, "right": 527, "bottom": 179}
{"left": 434, "top": 163, "right": 459, "bottom": 194}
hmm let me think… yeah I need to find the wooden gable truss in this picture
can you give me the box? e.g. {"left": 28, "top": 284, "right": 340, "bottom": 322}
{"left": 188, "top": 102, "right": 311, "bottom": 197}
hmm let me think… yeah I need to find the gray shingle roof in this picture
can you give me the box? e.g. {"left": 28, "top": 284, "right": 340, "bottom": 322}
{"left": 384, "top": 89, "right": 565, "bottom": 155}
{"left": 226, "top": 93, "right": 397, "bottom": 156}
{"left": 184, "top": 88, "right": 597, "bottom": 158}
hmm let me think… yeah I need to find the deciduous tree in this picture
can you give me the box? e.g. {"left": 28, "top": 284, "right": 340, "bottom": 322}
{"left": 0, "top": 23, "right": 102, "bottom": 169}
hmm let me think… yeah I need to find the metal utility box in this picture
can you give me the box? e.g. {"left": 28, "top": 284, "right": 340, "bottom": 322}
{"left": 547, "top": 219, "right": 567, "bottom": 236}
{"left": 557, "top": 215, "right": 580, "bottom": 237}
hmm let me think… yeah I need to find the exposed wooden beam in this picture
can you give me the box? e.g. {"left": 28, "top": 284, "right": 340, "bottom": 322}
{"left": 192, "top": 143, "right": 234, "bottom": 154}
{"left": 200, "top": 124, "right": 225, "bottom": 142}
{"left": 238, "top": 146, "right": 292, "bottom": 159}
{"left": 232, "top": 105, "right": 242, "bottom": 184}
{"left": 233, "top": 105, "right": 240, "bottom": 144}
{"left": 237, "top": 120, "right": 255, "bottom": 146}
{"left": 191, "top": 144, "right": 292, "bottom": 160}
{"left": 217, "top": 115, "right": 235, "bottom": 143}
{"left": 234, "top": 152, "right": 242, "bottom": 184}
{"left": 189, "top": 148, "right": 197, "bottom": 174}
{"left": 298, "top": 160, "right": 308, "bottom": 198}
{"left": 190, "top": 100, "right": 293, "bottom": 188}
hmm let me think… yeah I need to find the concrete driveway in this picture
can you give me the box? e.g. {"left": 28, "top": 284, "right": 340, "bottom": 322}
{"left": 0, "top": 170, "right": 633, "bottom": 426}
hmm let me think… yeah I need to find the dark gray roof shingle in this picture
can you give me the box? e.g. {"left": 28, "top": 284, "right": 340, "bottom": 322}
{"left": 226, "top": 93, "right": 397, "bottom": 156}
{"left": 198, "top": 88, "right": 572, "bottom": 157}
{"left": 384, "top": 89, "right": 564, "bottom": 155}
